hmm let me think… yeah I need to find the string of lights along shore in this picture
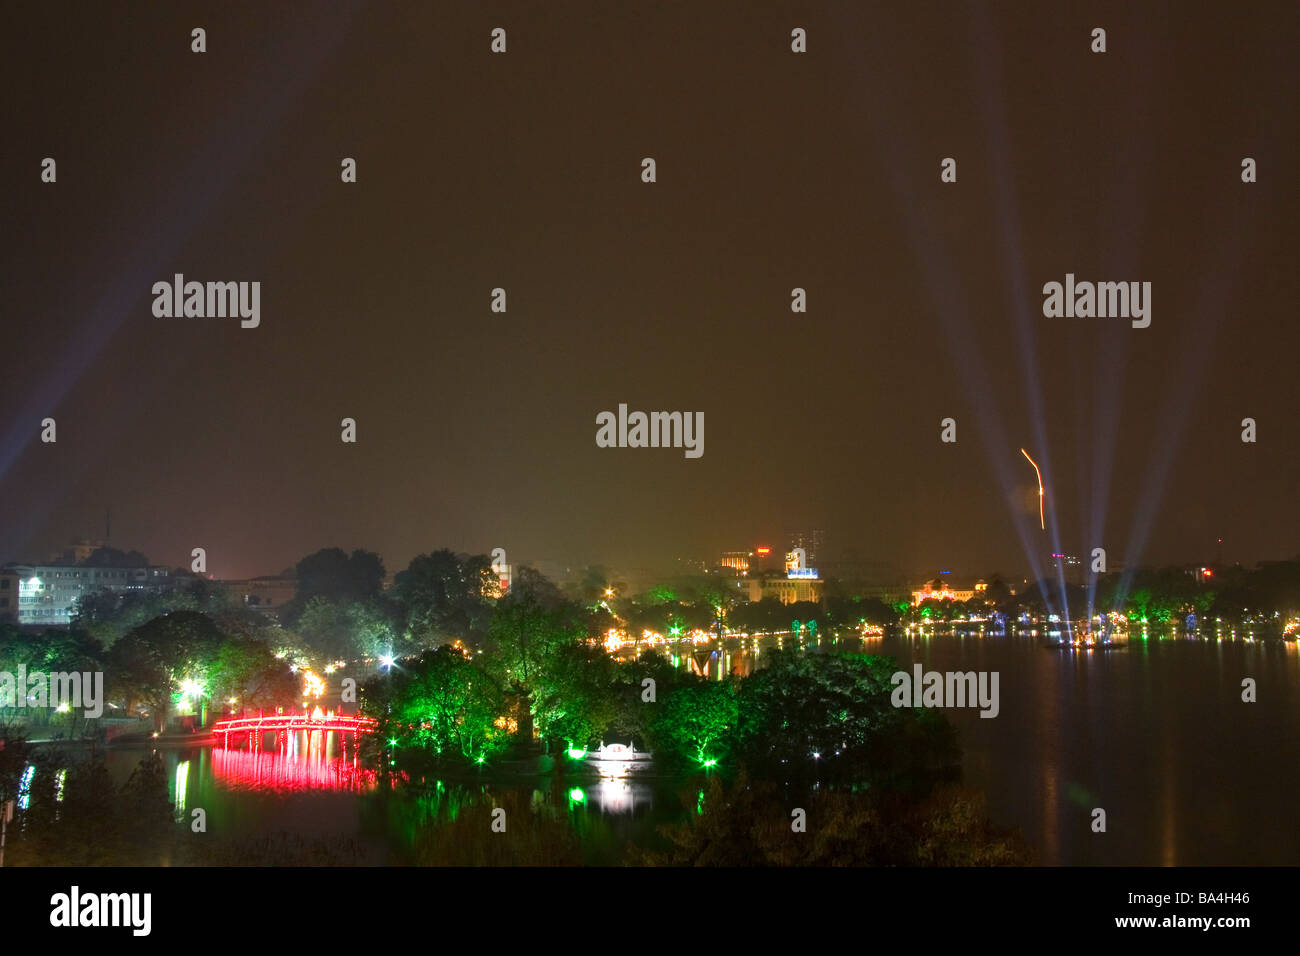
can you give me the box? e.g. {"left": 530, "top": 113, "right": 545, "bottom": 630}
{"left": 3, "top": 2, "right": 1298, "bottom": 902}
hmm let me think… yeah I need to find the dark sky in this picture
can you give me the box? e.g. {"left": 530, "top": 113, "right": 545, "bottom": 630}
{"left": 2, "top": 1, "right": 1297, "bottom": 582}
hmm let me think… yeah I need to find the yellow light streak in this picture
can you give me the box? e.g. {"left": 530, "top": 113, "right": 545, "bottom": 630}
{"left": 1020, "top": 448, "right": 1045, "bottom": 530}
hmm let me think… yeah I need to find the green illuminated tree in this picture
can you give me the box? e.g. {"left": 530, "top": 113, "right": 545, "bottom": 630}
{"left": 532, "top": 642, "right": 626, "bottom": 755}
{"left": 652, "top": 680, "right": 739, "bottom": 767}
{"left": 483, "top": 595, "right": 585, "bottom": 738}
{"left": 364, "top": 645, "right": 508, "bottom": 764}
{"left": 206, "top": 639, "right": 299, "bottom": 713}
{"left": 107, "top": 611, "right": 224, "bottom": 731}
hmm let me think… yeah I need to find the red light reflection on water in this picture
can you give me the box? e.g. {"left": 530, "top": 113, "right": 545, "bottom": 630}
{"left": 211, "top": 742, "right": 384, "bottom": 793}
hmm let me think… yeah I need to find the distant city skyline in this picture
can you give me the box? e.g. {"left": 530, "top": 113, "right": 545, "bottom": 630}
{"left": 2, "top": 525, "right": 1266, "bottom": 588}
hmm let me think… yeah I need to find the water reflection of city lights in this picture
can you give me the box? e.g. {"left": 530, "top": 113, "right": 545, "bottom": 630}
{"left": 17, "top": 765, "right": 35, "bottom": 809}
{"left": 174, "top": 760, "right": 189, "bottom": 821}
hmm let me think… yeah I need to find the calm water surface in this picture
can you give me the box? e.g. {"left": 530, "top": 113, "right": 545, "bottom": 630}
{"left": 98, "top": 633, "right": 1300, "bottom": 865}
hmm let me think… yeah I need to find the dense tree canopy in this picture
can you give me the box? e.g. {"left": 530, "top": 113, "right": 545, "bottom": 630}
{"left": 72, "top": 576, "right": 231, "bottom": 649}
{"left": 393, "top": 550, "right": 495, "bottom": 647}
{"left": 733, "top": 650, "right": 959, "bottom": 785}
{"left": 363, "top": 645, "right": 509, "bottom": 765}
{"left": 108, "top": 610, "right": 227, "bottom": 729}
{"left": 279, "top": 548, "right": 386, "bottom": 623}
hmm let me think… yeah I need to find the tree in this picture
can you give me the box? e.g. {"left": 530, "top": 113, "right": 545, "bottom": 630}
{"left": 502, "top": 566, "right": 566, "bottom": 609}
{"left": 206, "top": 639, "right": 299, "bottom": 713}
{"left": 282, "top": 548, "right": 386, "bottom": 622}
{"left": 633, "top": 772, "right": 1028, "bottom": 866}
{"left": 0, "top": 623, "right": 103, "bottom": 676}
{"left": 787, "top": 600, "right": 824, "bottom": 630}
{"left": 532, "top": 642, "right": 623, "bottom": 755}
{"left": 0, "top": 625, "right": 105, "bottom": 735}
{"left": 347, "top": 600, "right": 401, "bottom": 661}
{"left": 364, "top": 645, "right": 509, "bottom": 765}
{"left": 652, "top": 679, "right": 739, "bottom": 767}
{"left": 293, "top": 596, "right": 398, "bottom": 664}
{"left": 72, "top": 577, "right": 230, "bottom": 649}
{"left": 393, "top": 550, "right": 494, "bottom": 647}
{"left": 108, "top": 611, "right": 224, "bottom": 730}
{"left": 0, "top": 726, "right": 32, "bottom": 808}
{"left": 81, "top": 547, "right": 151, "bottom": 568}
{"left": 985, "top": 575, "right": 1013, "bottom": 609}
{"left": 483, "top": 594, "right": 584, "bottom": 746}
{"left": 575, "top": 564, "right": 611, "bottom": 604}
{"left": 294, "top": 597, "right": 356, "bottom": 663}
{"left": 735, "top": 650, "right": 959, "bottom": 786}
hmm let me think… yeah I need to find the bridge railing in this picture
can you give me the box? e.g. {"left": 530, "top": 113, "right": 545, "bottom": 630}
{"left": 211, "top": 714, "right": 378, "bottom": 735}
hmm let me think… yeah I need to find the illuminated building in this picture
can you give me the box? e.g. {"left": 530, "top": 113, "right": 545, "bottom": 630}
{"left": 736, "top": 551, "right": 824, "bottom": 603}
{"left": 6, "top": 562, "right": 173, "bottom": 625}
{"left": 739, "top": 576, "right": 823, "bottom": 604}
{"left": 719, "top": 551, "right": 752, "bottom": 575}
{"left": 911, "top": 578, "right": 984, "bottom": 605}
{"left": 787, "top": 529, "right": 824, "bottom": 569}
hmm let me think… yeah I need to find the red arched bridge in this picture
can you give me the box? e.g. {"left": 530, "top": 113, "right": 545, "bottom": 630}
{"left": 211, "top": 712, "right": 378, "bottom": 747}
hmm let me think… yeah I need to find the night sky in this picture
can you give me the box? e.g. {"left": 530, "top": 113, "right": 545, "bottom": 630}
{"left": 2, "top": 1, "right": 1297, "bottom": 581}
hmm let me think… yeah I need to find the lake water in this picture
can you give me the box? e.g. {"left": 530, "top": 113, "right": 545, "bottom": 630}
{"left": 92, "top": 632, "right": 1300, "bottom": 865}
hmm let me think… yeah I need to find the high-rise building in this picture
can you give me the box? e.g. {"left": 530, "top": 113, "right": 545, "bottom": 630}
{"left": 787, "top": 529, "right": 825, "bottom": 569}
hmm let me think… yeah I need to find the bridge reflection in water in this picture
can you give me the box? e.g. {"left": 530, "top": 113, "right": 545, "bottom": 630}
{"left": 209, "top": 710, "right": 380, "bottom": 793}
{"left": 210, "top": 745, "right": 379, "bottom": 793}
